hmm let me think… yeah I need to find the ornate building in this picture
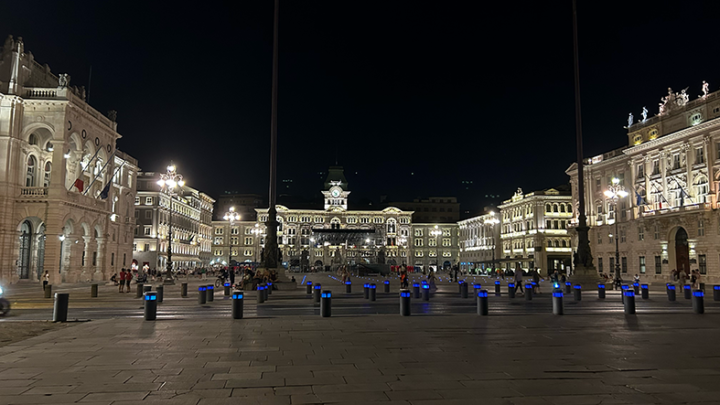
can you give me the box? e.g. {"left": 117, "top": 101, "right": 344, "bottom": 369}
{"left": 567, "top": 83, "right": 720, "bottom": 283}
{"left": 0, "top": 36, "right": 138, "bottom": 284}
{"left": 497, "top": 188, "right": 573, "bottom": 274}
{"left": 132, "top": 172, "right": 214, "bottom": 270}
{"left": 458, "top": 211, "right": 501, "bottom": 273}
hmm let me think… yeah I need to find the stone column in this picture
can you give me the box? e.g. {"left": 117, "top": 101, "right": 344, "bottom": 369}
{"left": 660, "top": 151, "right": 668, "bottom": 208}
{"left": 94, "top": 236, "right": 106, "bottom": 281}
{"left": 63, "top": 236, "right": 83, "bottom": 283}
{"left": 79, "top": 235, "right": 94, "bottom": 282}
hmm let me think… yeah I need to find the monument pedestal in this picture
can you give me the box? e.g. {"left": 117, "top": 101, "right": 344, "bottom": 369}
{"left": 255, "top": 267, "right": 298, "bottom": 290}
{"left": 570, "top": 265, "right": 602, "bottom": 287}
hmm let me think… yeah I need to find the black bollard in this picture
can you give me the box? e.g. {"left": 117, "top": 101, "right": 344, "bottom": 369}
{"left": 460, "top": 282, "right": 468, "bottom": 299}
{"left": 369, "top": 283, "right": 377, "bottom": 301}
{"left": 400, "top": 290, "right": 411, "bottom": 316}
{"left": 624, "top": 290, "right": 636, "bottom": 314}
{"left": 255, "top": 284, "right": 268, "bottom": 304}
{"left": 261, "top": 283, "right": 269, "bottom": 301}
{"left": 412, "top": 283, "right": 420, "bottom": 299}
{"left": 692, "top": 290, "right": 705, "bottom": 314}
{"left": 313, "top": 284, "right": 321, "bottom": 304}
{"left": 267, "top": 282, "right": 273, "bottom": 295}
{"left": 525, "top": 284, "right": 533, "bottom": 301}
{"left": 321, "top": 290, "right": 332, "bottom": 317}
{"left": 573, "top": 284, "right": 582, "bottom": 301}
{"left": 91, "top": 284, "right": 98, "bottom": 298}
{"left": 44, "top": 284, "right": 52, "bottom": 299}
{"left": 458, "top": 281, "right": 464, "bottom": 294}
{"left": 224, "top": 283, "right": 231, "bottom": 296}
{"left": 136, "top": 283, "right": 144, "bottom": 298}
{"left": 383, "top": 280, "right": 390, "bottom": 293}
{"left": 667, "top": 285, "right": 676, "bottom": 301}
{"left": 621, "top": 285, "right": 629, "bottom": 304}
{"left": 144, "top": 292, "right": 157, "bottom": 321}
{"left": 181, "top": 282, "right": 188, "bottom": 298}
{"left": 306, "top": 282, "right": 313, "bottom": 295}
{"left": 477, "top": 290, "right": 489, "bottom": 315}
{"left": 345, "top": 281, "right": 352, "bottom": 294}
{"left": 422, "top": 283, "right": 430, "bottom": 301}
{"left": 156, "top": 285, "right": 164, "bottom": 303}
{"left": 508, "top": 283, "right": 516, "bottom": 298}
{"left": 714, "top": 285, "right": 720, "bottom": 301}
{"left": 364, "top": 283, "right": 370, "bottom": 299}
{"left": 565, "top": 282, "right": 572, "bottom": 294}
{"left": 684, "top": 285, "right": 691, "bottom": 299}
{"left": 52, "top": 293, "right": 69, "bottom": 322}
{"left": 633, "top": 283, "right": 640, "bottom": 295}
{"left": 206, "top": 285, "right": 214, "bottom": 302}
{"left": 641, "top": 284, "right": 649, "bottom": 300}
{"left": 144, "top": 285, "right": 152, "bottom": 293}
{"left": 198, "top": 285, "right": 207, "bottom": 305}
{"left": 552, "top": 290, "right": 563, "bottom": 315}
{"left": 494, "top": 280, "right": 501, "bottom": 296}
{"left": 598, "top": 284, "right": 606, "bottom": 299}
{"left": 232, "top": 291, "right": 244, "bottom": 319}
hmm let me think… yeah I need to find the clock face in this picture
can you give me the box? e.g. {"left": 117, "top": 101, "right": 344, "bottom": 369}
{"left": 331, "top": 189, "right": 340, "bottom": 197}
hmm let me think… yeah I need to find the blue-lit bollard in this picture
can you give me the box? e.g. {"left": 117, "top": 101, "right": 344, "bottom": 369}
{"left": 232, "top": 292, "right": 244, "bottom": 319}
{"left": 364, "top": 283, "right": 370, "bottom": 299}
{"left": 565, "top": 282, "right": 571, "bottom": 294}
{"left": 224, "top": 282, "right": 231, "bottom": 296}
{"left": 181, "top": 282, "right": 188, "bottom": 298}
{"left": 477, "top": 290, "right": 489, "bottom": 315}
{"left": 198, "top": 285, "right": 207, "bottom": 305}
{"left": 693, "top": 290, "right": 705, "bottom": 314}
{"left": 714, "top": 285, "right": 720, "bottom": 302}
{"left": 458, "top": 281, "right": 464, "bottom": 294}
{"left": 257, "top": 285, "right": 265, "bottom": 304}
{"left": 422, "top": 282, "right": 430, "bottom": 301}
{"left": 621, "top": 285, "right": 629, "bottom": 304}
{"left": 400, "top": 290, "right": 411, "bottom": 316}
{"left": 384, "top": 279, "right": 390, "bottom": 293}
{"left": 262, "top": 283, "right": 269, "bottom": 301}
{"left": 369, "top": 283, "right": 377, "bottom": 301}
{"left": 494, "top": 280, "right": 501, "bottom": 296}
{"left": 684, "top": 284, "right": 691, "bottom": 299}
{"left": 460, "top": 281, "right": 468, "bottom": 299}
{"left": 633, "top": 282, "right": 640, "bottom": 295}
{"left": 144, "top": 292, "right": 157, "bottom": 321}
{"left": 598, "top": 284, "right": 606, "bottom": 299}
{"left": 641, "top": 284, "right": 649, "bottom": 300}
{"left": 573, "top": 284, "right": 581, "bottom": 301}
{"left": 267, "top": 281, "right": 273, "bottom": 295}
{"left": 306, "top": 282, "right": 313, "bottom": 295}
{"left": 525, "top": 284, "right": 533, "bottom": 301}
{"left": 508, "top": 283, "right": 516, "bottom": 298}
{"left": 624, "top": 290, "right": 636, "bottom": 314}
{"left": 473, "top": 284, "right": 482, "bottom": 296}
{"left": 313, "top": 284, "right": 321, "bottom": 304}
{"left": 321, "top": 290, "right": 332, "bottom": 317}
{"left": 206, "top": 285, "right": 214, "bottom": 302}
{"left": 552, "top": 290, "right": 563, "bottom": 315}
{"left": 667, "top": 285, "right": 676, "bottom": 301}
{"left": 345, "top": 280, "right": 352, "bottom": 294}
{"left": 413, "top": 283, "right": 420, "bottom": 299}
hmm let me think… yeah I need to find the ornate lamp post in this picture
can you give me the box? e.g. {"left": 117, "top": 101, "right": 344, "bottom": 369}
{"left": 157, "top": 163, "right": 184, "bottom": 284}
{"left": 430, "top": 225, "right": 442, "bottom": 273}
{"left": 604, "top": 178, "right": 628, "bottom": 280}
{"left": 485, "top": 212, "right": 500, "bottom": 275}
{"left": 223, "top": 207, "right": 240, "bottom": 274}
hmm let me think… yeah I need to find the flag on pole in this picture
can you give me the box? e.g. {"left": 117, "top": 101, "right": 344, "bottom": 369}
{"left": 73, "top": 178, "right": 84, "bottom": 192}
{"left": 99, "top": 182, "right": 111, "bottom": 199}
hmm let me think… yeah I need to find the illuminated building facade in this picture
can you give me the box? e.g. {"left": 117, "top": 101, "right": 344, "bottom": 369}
{"left": 0, "top": 36, "right": 138, "bottom": 284}
{"left": 568, "top": 84, "right": 720, "bottom": 283}
{"left": 132, "top": 172, "right": 214, "bottom": 270}
{"left": 498, "top": 188, "right": 573, "bottom": 274}
{"left": 458, "top": 212, "right": 501, "bottom": 272}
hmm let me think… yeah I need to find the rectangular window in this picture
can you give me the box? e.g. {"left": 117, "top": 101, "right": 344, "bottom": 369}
{"left": 638, "top": 226, "right": 644, "bottom": 241}
{"left": 245, "top": 237, "right": 253, "bottom": 245}
{"left": 637, "top": 164, "right": 644, "bottom": 178}
{"left": 144, "top": 226, "right": 151, "bottom": 236}
{"left": 698, "top": 219, "right": 705, "bottom": 236}
{"left": 347, "top": 217, "right": 357, "bottom": 224}
{"left": 144, "top": 243, "right": 150, "bottom": 252}
{"left": 597, "top": 232, "right": 602, "bottom": 244}
{"left": 145, "top": 196, "right": 153, "bottom": 205}
{"left": 414, "top": 238, "right": 423, "bottom": 247}
{"left": 414, "top": 229, "right": 423, "bottom": 237}
{"left": 315, "top": 250, "right": 323, "bottom": 257}
{"left": 654, "top": 224, "right": 659, "bottom": 240}
{"left": 672, "top": 154, "right": 680, "bottom": 170}
{"left": 652, "top": 160, "right": 659, "bottom": 175}
{"left": 314, "top": 216, "right": 323, "bottom": 223}
{"left": 442, "top": 229, "right": 451, "bottom": 236}
{"left": 699, "top": 254, "right": 707, "bottom": 275}
{"left": 655, "top": 256, "right": 662, "bottom": 274}
{"left": 215, "top": 227, "right": 223, "bottom": 235}
{"left": 639, "top": 256, "right": 646, "bottom": 274}
{"left": 230, "top": 237, "right": 239, "bottom": 245}
{"left": 415, "top": 250, "right": 423, "bottom": 257}
{"left": 231, "top": 227, "right": 239, "bottom": 235}
{"left": 595, "top": 178, "right": 601, "bottom": 190}
{"left": 598, "top": 257, "right": 603, "bottom": 273}
{"left": 213, "top": 237, "right": 223, "bottom": 245}
{"left": 360, "top": 217, "right": 370, "bottom": 223}
{"left": 428, "top": 238, "right": 437, "bottom": 247}
{"left": 133, "top": 243, "right": 137, "bottom": 251}
{"left": 621, "top": 257, "right": 627, "bottom": 273}
{"left": 145, "top": 210, "right": 152, "bottom": 219}
{"left": 111, "top": 253, "right": 115, "bottom": 266}
{"left": 609, "top": 257, "right": 615, "bottom": 273}
{"left": 244, "top": 249, "right": 252, "bottom": 256}
{"left": 374, "top": 217, "right": 383, "bottom": 223}
{"left": 135, "top": 197, "right": 140, "bottom": 205}
{"left": 696, "top": 147, "right": 705, "bottom": 164}
{"left": 92, "top": 251, "right": 97, "bottom": 266}
{"left": 442, "top": 238, "right": 451, "bottom": 247}
{"left": 620, "top": 228, "right": 626, "bottom": 243}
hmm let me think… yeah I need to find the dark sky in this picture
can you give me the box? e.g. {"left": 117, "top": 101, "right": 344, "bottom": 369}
{"left": 4, "top": 1, "right": 720, "bottom": 215}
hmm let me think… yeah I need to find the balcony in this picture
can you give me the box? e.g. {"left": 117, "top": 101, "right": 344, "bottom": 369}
{"left": 20, "top": 187, "right": 48, "bottom": 197}
{"left": 640, "top": 202, "right": 712, "bottom": 217}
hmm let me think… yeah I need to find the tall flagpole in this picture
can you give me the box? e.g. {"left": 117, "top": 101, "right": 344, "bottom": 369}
{"left": 262, "top": 0, "right": 280, "bottom": 271}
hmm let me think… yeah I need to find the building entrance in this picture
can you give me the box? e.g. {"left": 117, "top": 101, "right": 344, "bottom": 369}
{"left": 675, "top": 227, "right": 690, "bottom": 276}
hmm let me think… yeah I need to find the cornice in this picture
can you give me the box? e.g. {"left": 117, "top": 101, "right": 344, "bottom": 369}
{"left": 624, "top": 117, "right": 720, "bottom": 155}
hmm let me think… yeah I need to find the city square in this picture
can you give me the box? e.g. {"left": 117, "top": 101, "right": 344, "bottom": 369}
{"left": 2, "top": 0, "right": 720, "bottom": 404}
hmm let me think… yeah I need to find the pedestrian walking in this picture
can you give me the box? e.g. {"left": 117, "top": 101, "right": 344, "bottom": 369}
{"left": 119, "top": 269, "right": 126, "bottom": 293}
{"left": 42, "top": 271, "right": 49, "bottom": 290}
{"left": 532, "top": 268, "right": 540, "bottom": 294}
{"left": 125, "top": 269, "right": 132, "bottom": 293}
{"left": 514, "top": 267, "right": 524, "bottom": 294}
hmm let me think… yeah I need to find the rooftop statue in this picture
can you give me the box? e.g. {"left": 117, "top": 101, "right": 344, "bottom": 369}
{"left": 641, "top": 106, "right": 648, "bottom": 122}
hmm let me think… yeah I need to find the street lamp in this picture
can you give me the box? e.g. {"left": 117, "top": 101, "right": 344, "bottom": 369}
{"left": 485, "top": 212, "right": 500, "bottom": 275}
{"left": 431, "top": 225, "right": 442, "bottom": 273}
{"left": 604, "top": 178, "right": 628, "bottom": 280}
{"left": 251, "top": 223, "right": 263, "bottom": 271}
{"left": 157, "top": 163, "right": 185, "bottom": 284}
{"left": 223, "top": 207, "right": 240, "bottom": 274}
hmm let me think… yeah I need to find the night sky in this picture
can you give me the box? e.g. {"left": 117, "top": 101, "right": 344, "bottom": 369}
{"left": 4, "top": 1, "right": 720, "bottom": 216}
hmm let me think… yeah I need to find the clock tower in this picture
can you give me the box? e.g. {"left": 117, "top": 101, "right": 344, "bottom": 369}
{"left": 322, "top": 166, "right": 350, "bottom": 211}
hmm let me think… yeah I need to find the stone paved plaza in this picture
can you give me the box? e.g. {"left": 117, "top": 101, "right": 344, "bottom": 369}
{"left": 1, "top": 273, "right": 720, "bottom": 404}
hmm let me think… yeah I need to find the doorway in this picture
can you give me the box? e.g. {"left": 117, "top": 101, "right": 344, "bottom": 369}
{"left": 675, "top": 227, "right": 690, "bottom": 276}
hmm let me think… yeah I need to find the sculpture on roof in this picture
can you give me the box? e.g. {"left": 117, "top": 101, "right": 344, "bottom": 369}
{"left": 700, "top": 81, "right": 709, "bottom": 99}
{"left": 641, "top": 107, "right": 648, "bottom": 122}
{"left": 626, "top": 112, "right": 634, "bottom": 128}
{"left": 58, "top": 73, "right": 70, "bottom": 88}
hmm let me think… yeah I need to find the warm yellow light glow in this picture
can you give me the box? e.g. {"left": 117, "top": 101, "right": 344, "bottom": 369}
{"left": 167, "top": 165, "right": 175, "bottom": 172}
{"left": 157, "top": 179, "right": 165, "bottom": 187}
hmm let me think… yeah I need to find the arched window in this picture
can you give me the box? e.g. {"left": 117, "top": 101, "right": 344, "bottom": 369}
{"left": 694, "top": 176, "right": 710, "bottom": 203}
{"left": 547, "top": 240, "right": 552, "bottom": 247}
{"left": 545, "top": 204, "right": 551, "bottom": 212}
{"left": 561, "top": 240, "right": 567, "bottom": 247}
{"left": 43, "top": 162, "right": 52, "bottom": 187}
{"left": 26, "top": 155, "right": 37, "bottom": 187}
{"left": 28, "top": 133, "right": 38, "bottom": 145}
{"left": 560, "top": 204, "right": 566, "bottom": 212}
{"left": 554, "top": 240, "right": 560, "bottom": 247}
{"left": 553, "top": 204, "right": 559, "bottom": 212}
{"left": 387, "top": 219, "right": 396, "bottom": 234}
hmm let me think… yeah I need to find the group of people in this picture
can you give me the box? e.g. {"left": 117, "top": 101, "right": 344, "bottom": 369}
{"left": 112, "top": 268, "right": 134, "bottom": 293}
{"left": 671, "top": 268, "right": 703, "bottom": 289}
